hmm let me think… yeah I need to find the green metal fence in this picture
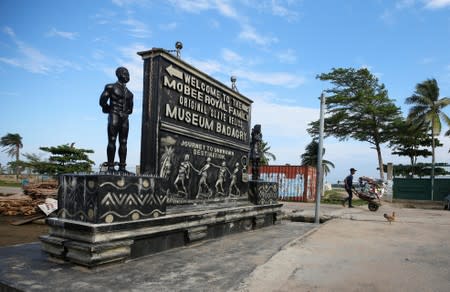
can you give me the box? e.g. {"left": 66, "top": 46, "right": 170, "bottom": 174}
{"left": 393, "top": 178, "right": 450, "bottom": 201}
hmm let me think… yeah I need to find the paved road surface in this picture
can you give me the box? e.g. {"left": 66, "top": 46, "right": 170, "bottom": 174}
{"left": 239, "top": 205, "right": 450, "bottom": 292}
{"left": 0, "top": 202, "right": 449, "bottom": 291}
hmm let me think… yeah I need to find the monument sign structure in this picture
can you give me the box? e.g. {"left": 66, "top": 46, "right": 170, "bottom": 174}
{"left": 138, "top": 48, "right": 251, "bottom": 201}
{"left": 40, "top": 47, "right": 281, "bottom": 268}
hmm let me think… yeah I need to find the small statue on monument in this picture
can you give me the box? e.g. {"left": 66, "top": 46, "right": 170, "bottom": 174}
{"left": 229, "top": 162, "right": 241, "bottom": 197}
{"left": 99, "top": 67, "right": 134, "bottom": 173}
{"left": 250, "top": 124, "right": 262, "bottom": 180}
{"left": 196, "top": 157, "right": 212, "bottom": 199}
{"left": 174, "top": 154, "right": 192, "bottom": 195}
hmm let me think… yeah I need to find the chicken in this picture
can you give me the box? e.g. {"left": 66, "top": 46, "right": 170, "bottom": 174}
{"left": 383, "top": 211, "right": 395, "bottom": 224}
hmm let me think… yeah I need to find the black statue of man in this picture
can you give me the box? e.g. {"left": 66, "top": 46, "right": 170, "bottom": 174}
{"left": 250, "top": 124, "right": 262, "bottom": 180}
{"left": 99, "top": 67, "right": 134, "bottom": 172}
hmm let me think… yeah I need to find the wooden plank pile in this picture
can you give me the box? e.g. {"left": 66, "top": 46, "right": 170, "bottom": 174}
{"left": 0, "top": 196, "right": 38, "bottom": 216}
{"left": 0, "top": 182, "right": 57, "bottom": 216}
{"left": 23, "top": 182, "right": 58, "bottom": 199}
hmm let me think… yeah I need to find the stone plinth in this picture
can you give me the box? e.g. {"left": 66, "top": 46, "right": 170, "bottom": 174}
{"left": 40, "top": 203, "right": 282, "bottom": 267}
{"left": 248, "top": 180, "right": 279, "bottom": 205}
{"left": 57, "top": 174, "right": 168, "bottom": 224}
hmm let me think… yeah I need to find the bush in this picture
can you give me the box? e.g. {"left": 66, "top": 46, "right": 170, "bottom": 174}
{"left": 322, "top": 188, "right": 366, "bottom": 206}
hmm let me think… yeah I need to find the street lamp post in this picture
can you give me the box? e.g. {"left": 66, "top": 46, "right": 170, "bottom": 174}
{"left": 315, "top": 92, "right": 326, "bottom": 224}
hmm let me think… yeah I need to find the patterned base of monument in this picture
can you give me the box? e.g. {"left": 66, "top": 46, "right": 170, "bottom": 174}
{"left": 40, "top": 205, "right": 282, "bottom": 268}
{"left": 40, "top": 174, "right": 282, "bottom": 267}
{"left": 248, "top": 180, "right": 279, "bottom": 205}
{"left": 55, "top": 174, "right": 168, "bottom": 223}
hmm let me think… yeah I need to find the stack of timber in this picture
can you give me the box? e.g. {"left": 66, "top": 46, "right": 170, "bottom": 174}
{"left": 0, "top": 182, "right": 57, "bottom": 216}
{"left": 0, "top": 196, "right": 38, "bottom": 216}
{"left": 23, "top": 181, "right": 58, "bottom": 199}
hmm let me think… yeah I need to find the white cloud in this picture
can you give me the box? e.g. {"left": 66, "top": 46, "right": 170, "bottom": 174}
{"left": 393, "top": 0, "right": 450, "bottom": 9}
{"left": 379, "top": 10, "right": 395, "bottom": 25}
{"left": 270, "top": 0, "right": 299, "bottom": 21}
{"left": 215, "top": 0, "right": 239, "bottom": 19}
{"left": 3, "top": 26, "right": 15, "bottom": 37}
{"left": 121, "top": 18, "right": 151, "bottom": 38}
{"left": 248, "top": 94, "right": 319, "bottom": 167}
{"left": 186, "top": 58, "right": 223, "bottom": 75}
{"left": 112, "top": 0, "right": 147, "bottom": 7}
{"left": 160, "top": 22, "right": 177, "bottom": 30}
{"left": 0, "top": 27, "right": 80, "bottom": 74}
{"left": 92, "top": 49, "right": 105, "bottom": 60}
{"left": 419, "top": 57, "right": 435, "bottom": 64}
{"left": 239, "top": 24, "right": 278, "bottom": 46}
{"left": 209, "top": 19, "right": 221, "bottom": 29}
{"left": 167, "top": 0, "right": 238, "bottom": 19}
{"left": 46, "top": 28, "right": 78, "bottom": 40}
{"left": 167, "top": 0, "right": 212, "bottom": 13}
{"left": 396, "top": 0, "right": 416, "bottom": 9}
{"left": 0, "top": 91, "right": 19, "bottom": 96}
{"left": 93, "top": 9, "right": 117, "bottom": 25}
{"left": 234, "top": 69, "right": 305, "bottom": 88}
{"left": 424, "top": 0, "right": 450, "bottom": 9}
{"left": 251, "top": 99, "right": 317, "bottom": 138}
{"left": 277, "top": 49, "right": 297, "bottom": 64}
{"left": 114, "top": 43, "right": 147, "bottom": 93}
{"left": 166, "top": 1, "right": 276, "bottom": 47}
{"left": 324, "top": 140, "right": 389, "bottom": 182}
{"left": 221, "top": 48, "right": 243, "bottom": 63}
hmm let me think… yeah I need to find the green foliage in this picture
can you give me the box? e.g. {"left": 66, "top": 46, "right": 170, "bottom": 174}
{"left": 309, "top": 67, "right": 401, "bottom": 179}
{"left": 406, "top": 79, "right": 450, "bottom": 137}
{"left": 405, "top": 78, "right": 450, "bottom": 181}
{"left": 24, "top": 143, "right": 95, "bottom": 176}
{"left": 0, "top": 133, "right": 23, "bottom": 161}
{"left": 389, "top": 119, "right": 440, "bottom": 175}
{"left": 0, "top": 180, "right": 22, "bottom": 187}
{"left": 300, "top": 140, "right": 335, "bottom": 175}
{"left": 7, "top": 160, "right": 27, "bottom": 174}
{"left": 1, "top": 133, "right": 23, "bottom": 177}
{"left": 260, "top": 140, "right": 276, "bottom": 166}
{"left": 322, "top": 188, "right": 366, "bottom": 206}
{"left": 383, "top": 163, "right": 449, "bottom": 178}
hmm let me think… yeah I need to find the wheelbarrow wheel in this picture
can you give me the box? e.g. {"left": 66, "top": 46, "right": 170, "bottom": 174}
{"left": 368, "top": 202, "right": 379, "bottom": 212}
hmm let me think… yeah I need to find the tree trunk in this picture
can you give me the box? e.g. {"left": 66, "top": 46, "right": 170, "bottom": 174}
{"left": 376, "top": 142, "right": 385, "bottom": 180}
{"left": 409, "top": 156, "right": 414, "bottom": 177}
{"left": 431, "top": 128, "right": 435, "bottom": 201}
{"left": 15, "top": 145, "right": 20, "bottom": 180}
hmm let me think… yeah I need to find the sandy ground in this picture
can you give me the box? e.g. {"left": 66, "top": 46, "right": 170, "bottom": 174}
{"left": 0, "top": 215, "right": 48, "bottom": 246}
{"left": 0, "top": 186, "right": 49, "bottom": 246}
{"left": 238, "top": 204, "right": 450, "bottom": 292}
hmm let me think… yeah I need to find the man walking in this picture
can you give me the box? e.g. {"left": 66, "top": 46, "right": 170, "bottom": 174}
{"left": 342, "top": 168, "right": 356, "bottom": 208}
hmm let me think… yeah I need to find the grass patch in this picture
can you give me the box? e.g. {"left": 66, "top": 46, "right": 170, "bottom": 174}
{"left": 321, "top": 188, "right": 367, "bottom": 206}
{"left": 0, "top": 180, "right": 22, "bottom": 187}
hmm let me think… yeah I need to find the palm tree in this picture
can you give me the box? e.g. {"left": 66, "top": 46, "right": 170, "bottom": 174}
{"left": 300, "top": 140, "right": 335, "bottom": 175}
{"left": 260, "top": 141, "right": 276, "bottom": 166}
{"left": 405, "top": 78, "right": 450, "bottom": 200}
{"left": 0, "top": 133, "right": 23, "bottom": 178}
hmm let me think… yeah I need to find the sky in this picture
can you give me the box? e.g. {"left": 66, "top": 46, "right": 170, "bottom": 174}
{"left": 1, "top": 0, "right": 450, "bottom": 184}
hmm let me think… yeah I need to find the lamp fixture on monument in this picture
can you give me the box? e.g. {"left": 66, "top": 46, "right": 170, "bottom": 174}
{"left": 231, "top": 75, "right": 239, "bottom": 93}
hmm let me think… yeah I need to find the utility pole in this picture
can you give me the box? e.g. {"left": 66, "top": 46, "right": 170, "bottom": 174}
{"left": 315, "top": 92, "right": 325, "bottom": 224}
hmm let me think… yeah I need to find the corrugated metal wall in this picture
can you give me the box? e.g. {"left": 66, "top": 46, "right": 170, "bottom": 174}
{"left": 393, "top": 178, "right": 450, "bottom": 201}
{"left": 251, "top": 165, "right": 317, "bottom": 202}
